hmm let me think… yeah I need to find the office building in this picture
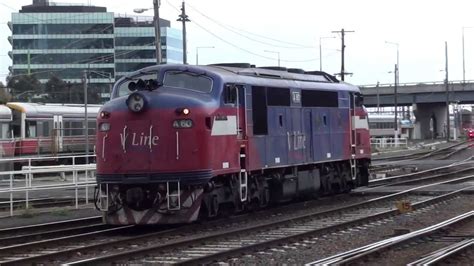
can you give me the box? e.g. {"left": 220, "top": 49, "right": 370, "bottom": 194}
{"left": 8, "top": 0, "right": 183, "bottom": 103}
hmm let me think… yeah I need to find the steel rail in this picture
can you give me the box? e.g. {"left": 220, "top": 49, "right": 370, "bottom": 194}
{"left": 0, "top": 215, "right": 101, "bottom": 235}
{"left": 64, "top": 177, "right": 474, "bottom": 265}
{"left": 407, "top": 238, "right": 474, "bottom": 265}
{"left": 367, "top": 161, "right": 474, "bottom": 187}
{"left": 308, "top": 210, "right": 474, "bottom": 265}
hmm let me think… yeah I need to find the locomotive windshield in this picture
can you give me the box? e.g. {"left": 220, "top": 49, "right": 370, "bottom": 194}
{"left": 163, "top": 71, "right": 213, "bottom": 93}
{"left": 116, "top": 73, "right": 157, "bottom": 98}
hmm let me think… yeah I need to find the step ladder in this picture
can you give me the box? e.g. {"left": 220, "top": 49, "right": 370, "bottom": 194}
{"left": 239, "top": 144, "right": 248, "bottom": 202}
{"left": 350, "top": 145, "right": 357, "bottom": 180}
{"left": 166, "top": 181, "right": 181, "bottom": 211}
{"left": 239, "top": 170, "right": 248, "bottom": 202}
{"left": 98, "top": 183, "right": 109, "bottom": 211}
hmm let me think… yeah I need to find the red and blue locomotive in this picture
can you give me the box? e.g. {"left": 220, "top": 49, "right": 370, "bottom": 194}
{"left": 95, "top": 63, "right": 371, "bottom": 225}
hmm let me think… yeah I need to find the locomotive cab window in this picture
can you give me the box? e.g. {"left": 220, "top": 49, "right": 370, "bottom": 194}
{"left": 355, "top": 93, "right": 364, "bottom": 107}
{"left": 224, "top": 84, "right": 238, "bottom": 104}
{"left": 116, "top": 73, "right": 157, "bottom": 97}
{"left": 163, "top": 71, "right": 213, "bottom": 93}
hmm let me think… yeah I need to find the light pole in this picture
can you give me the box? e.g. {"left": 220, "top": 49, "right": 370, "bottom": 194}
{"left": 134, "top": 0, "right": 162, "bottom": 64}
{"left": 196, "top": 46, "right": 214, "bottom": 65}
{"left": 83, "top": 70, "right": 89, "bottom": 164}
{"left": 386, "top": 41, "right": 399, "bottom": 142}
{"left": 445, "top": 41, "right": 450, "bottom": 141}
{"left": 177, "top": 0, "right": 190, "bottom": 64}
{"left": 462, "top": 26, "right": 474, "bottom": 83}
{"left": 319, "top": 36, "right": 335, "bottom": 71}
{"left": 264, "top": 50, "right": 280, "bottom": 67}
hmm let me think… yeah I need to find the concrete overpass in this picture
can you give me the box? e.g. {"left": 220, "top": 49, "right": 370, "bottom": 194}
{"left": 359, "top": 80, "right": 474, "bottom": 139}
{"left": 359, "top": 80, "right": 474, "bottom": 107}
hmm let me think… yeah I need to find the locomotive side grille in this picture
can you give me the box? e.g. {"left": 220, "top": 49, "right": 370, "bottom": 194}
{"left": 97, "top": 170, "right": 212, "bottom": 185}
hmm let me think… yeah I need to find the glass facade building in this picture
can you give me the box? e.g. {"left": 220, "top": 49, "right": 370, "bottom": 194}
{"left": 8, "top": 0, "right": 183, "bottom": 103}
{"left": 114, "top": 16, "right": 183, "bottom": 79}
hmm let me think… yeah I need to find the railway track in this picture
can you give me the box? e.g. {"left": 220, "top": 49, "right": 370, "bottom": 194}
{"left": 408, "top": 238, "right": 474, "bottom": 265}
{"left": 372, "top": 141, "right": 466, "bottom": 162}
{"left": 58, "top": 177, "right": 474, "bottom": 265}
{"left": 0, "top": 216, "right": 103, "bottom": 246}
{"left": 370, "top": 141, "right": 472, "bottom": 176}
{"left": 0, "top": 197, "right": 91, "bottom": 213}
{"left": 0, "top": 163, "right": 470, "bottom": 264}
{"left": 368, "top": 162, "right": 474, "bottom": 187}
{"left": 310, "top": 210, "right": 474, "bottom": 265}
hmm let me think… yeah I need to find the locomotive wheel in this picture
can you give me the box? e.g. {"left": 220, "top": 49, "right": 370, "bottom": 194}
{"left": 206, "top": 194, "right": 219, "bottom": 218}
{"left": 259, "top": 187, "right": 270, "bottom": 208}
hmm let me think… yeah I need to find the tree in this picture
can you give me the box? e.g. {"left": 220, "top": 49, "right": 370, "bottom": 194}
{"left": 0, "top": 84, "right": 12, "bottom": 104}
{"left": 44, "top": 75, "right": 67, "bottom": 103}
{"left": 7, "top": 74, "right": 42, "bottom": 102}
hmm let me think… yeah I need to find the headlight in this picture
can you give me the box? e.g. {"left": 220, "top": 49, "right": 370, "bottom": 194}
{"left": 127, "top": 92, "right": 146, "bottom": 113}
{"left": 99, "top": 122, "right": 110, "bottom": 132}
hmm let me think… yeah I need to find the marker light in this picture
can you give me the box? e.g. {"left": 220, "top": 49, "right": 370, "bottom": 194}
{"left": 176, "top": 108, "right": 190, "bottom": 115}
{"left": 127, "top": 92, "right": 146, "bottom": 113}
{"left": 100, "top": 111, "right": 110, "bottom": 119}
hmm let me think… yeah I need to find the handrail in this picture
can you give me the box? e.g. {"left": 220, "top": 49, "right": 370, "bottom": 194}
{"left": 0, "top": 154, "right": 97, "bottom": 217}
{"left": 359, "top": 79, "right": 474, "bottom": 88}
{"left": 371, "top": 137, "right": 408, "bottom": 148}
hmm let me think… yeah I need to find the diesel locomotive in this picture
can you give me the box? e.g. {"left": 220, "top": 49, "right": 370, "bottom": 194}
{"left": 94, "top": 63, "right": 371, "bottom": 225}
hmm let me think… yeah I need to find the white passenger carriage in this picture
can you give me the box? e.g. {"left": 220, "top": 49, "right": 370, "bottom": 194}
{"left": 0, "top": 105, "right": 14, "bottom": 157}
{"left": 368, "top": 113, "right": 414, "bottom": 139}
{"left": 7, "top": 102, "right": 101, "bottom": 156}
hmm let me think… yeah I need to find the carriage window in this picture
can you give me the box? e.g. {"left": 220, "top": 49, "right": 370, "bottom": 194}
{"left": 88, "top": 121, "right": 96, "bottom": 135}
{"left": 163, "top": 71, "right": 213, "bottom": 93}
{"left": 301, "top": 90, "right": 338, "bottom": 107}
{"left": 43, "top": 121, "right": 50, "bottom": 137}
{"left": 1, "top": 123, "right": 10, "bottom": 139}
{"left": 27, "top": 121, "right": 37, "bottom": 138}
{"left": 71, "top": 122, "right": 83, "bottom": 136}
{"left": 267, "top": 87, "right": 290, "bottom": 106}
{"left": 63, "top": 121, "right": 70, "bottom": 136}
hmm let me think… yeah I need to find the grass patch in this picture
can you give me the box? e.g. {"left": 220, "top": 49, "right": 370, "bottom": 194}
{"left": 51, "top": 208, "right": 70, "bottom": 216}
{"left": 19, "top": 208, "right": 36, "bottom": 218}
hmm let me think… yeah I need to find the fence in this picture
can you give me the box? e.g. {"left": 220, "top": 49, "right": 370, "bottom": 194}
{"left": 370, "top": 137, "right": 408, "bottom": 149}
{"left": 0, "top": 154, "right": 96, "bottom": 217}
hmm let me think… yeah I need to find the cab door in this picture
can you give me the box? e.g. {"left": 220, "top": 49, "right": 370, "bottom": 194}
{"left": 53, "top": 115, "right": 63, "bottom": 152}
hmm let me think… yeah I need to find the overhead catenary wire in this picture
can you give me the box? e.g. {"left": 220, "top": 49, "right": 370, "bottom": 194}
{"left": 184, "top": 1, "right": 314, "bottom": 49}
{"left": 164, "top": 0, "right": 319, "bottom": 63}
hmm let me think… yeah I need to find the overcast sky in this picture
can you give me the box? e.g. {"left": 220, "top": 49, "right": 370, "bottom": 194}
{"left": 1, "top": 0, "right": 474, "bottom": 86}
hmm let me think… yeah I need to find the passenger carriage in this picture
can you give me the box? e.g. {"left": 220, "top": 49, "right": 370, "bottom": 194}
{"left": 0, "top": 105, "right": 15, "bottom": 157}
{"left": 7, "top": 102, "right": 101, "bottom": 156}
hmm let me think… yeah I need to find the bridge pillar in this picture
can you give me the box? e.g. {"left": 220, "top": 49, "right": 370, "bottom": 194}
{"left": 412, "top": 103, "right": 447, "bottom": 140}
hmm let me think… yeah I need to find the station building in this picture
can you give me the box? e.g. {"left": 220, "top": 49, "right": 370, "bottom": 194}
{"left": 8, "top": 0, "right": 183, "bottom": 102}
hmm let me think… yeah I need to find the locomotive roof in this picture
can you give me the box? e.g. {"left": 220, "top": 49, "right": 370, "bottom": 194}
{"left": 6, "top": 102, "right": 101, "bottom": 118}
{"left": 123, "top": 64, "right": 360, "bottom": 93}
{"left": 0, "top": 105, "right": 12, "bottom": 122}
